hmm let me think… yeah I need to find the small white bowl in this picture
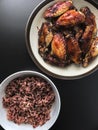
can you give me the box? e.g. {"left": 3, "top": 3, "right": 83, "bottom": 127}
{"left": 0, "top": 71, "right": 61, "bottom": 130}
{"left": 25, "top": 0, "right": 98, "bottom": 80}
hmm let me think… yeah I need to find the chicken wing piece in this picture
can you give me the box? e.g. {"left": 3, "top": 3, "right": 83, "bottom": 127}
{"left": 80, "top": 7, "right": 97, "bottom": 37}
{"left": 80, "top": 7, "right": 97, "bottom": 54}
{"left": 80, "top": 25, "right": 95, "bottom": 54}
{"left": 67, "top": 36, "right": 82, "bottom": 64}
{"left": 44, "top": 1, "right": 73, "bottom": 18}
{"left": 80, "top": 7, "right": 96, "bottom": 26}
{"left": 56, "top": 10, "right": 85, "bottom": 27}
{"left": 38, "top": 22, "right": 53, "bottom": 58}
{"left": 51, "top": 33, "right": 66, "bottom": 60}
{"left": 38, "top": 22, "right": 53, "bottom": 46}
{"left": 83, "top": 37, "right": 98, "bottom": 67}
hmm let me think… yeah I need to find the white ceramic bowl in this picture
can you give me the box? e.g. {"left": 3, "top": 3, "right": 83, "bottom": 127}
{"left": 25, "top": 0, "right": 98, "bottom": 80}
{"left": 0, "top": 71, "right": 61, "bottom": 130}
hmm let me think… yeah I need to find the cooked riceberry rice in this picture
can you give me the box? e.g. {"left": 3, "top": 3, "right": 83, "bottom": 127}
{"left": 2, "top": 76, "right": 55, "bottom": 128}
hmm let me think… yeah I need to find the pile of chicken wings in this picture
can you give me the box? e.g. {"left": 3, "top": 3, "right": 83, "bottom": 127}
{"left": 38, "top": 0, "right": 98, "bottom": 67}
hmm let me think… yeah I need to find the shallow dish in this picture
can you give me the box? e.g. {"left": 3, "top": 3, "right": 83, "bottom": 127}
{"left": 25, "top": 0, "right": 98, "bottom": 79}
{"left": 0, "top": 71, "right": 61, "bottom": 130}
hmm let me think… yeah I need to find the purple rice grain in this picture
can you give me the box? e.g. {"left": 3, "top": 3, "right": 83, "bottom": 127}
{"left": 2, "top": 76, "right": 55, "bottom": 128}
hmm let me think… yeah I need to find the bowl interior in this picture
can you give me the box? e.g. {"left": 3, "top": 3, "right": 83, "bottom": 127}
{"left": 26, "top": 0, "right": 98, "bottom": 79}
{"left": 0, "top": 71, "right": 61, "bottom": 130}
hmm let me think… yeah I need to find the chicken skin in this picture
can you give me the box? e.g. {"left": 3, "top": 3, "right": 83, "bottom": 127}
{"left": 67, "top": 37, "right": 82, "bottom": 64}
{"left": 44, "top": 1, "right": 73, "bottom": 19}
{"left": 80, "top": 7, "right": 97, "bottom": 54}
{"left": 56, "top": 10, "right": 85, "bottom": 27}
{"left": 51, "top": 33, "right": 66, "bottom": 60}
{"left": 83, "top": 37, "right": 98, "bottom": 67}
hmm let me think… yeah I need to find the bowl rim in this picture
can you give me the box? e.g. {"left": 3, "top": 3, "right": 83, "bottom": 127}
{"left": 25, "top": 0, "right": 98, "bottom": 80}
{"left": 0, "top": 70, "right": 61, "bottom": 130}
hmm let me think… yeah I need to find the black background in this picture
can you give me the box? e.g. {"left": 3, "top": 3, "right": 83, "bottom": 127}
{"left": 0, "top": 0, "right": 98, "bottom": 130}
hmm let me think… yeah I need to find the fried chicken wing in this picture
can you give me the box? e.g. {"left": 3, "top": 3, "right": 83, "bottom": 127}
{"left": 80, "top": 7, "right": 97, "bottom": 54}
{"left": 38, "top": 22, "right": 53, "bottom": 58}
{"left": 80, "top": 25, "right": 95, "bottom": 53}
{"left": 80, "top": 7, "right": 96, "bottom": 26}
{"left": 67, "top": 37, "right": 82, "bottom": 64}
{"left": 56, "top": 10, "right": 85, "bottom": 27}
{"left": 38, "top": 22, "right": 53, "bottom": 46}
{"left": 83, "top": 37, "right": 98, "bottom": 67}
{"left": 44, "top": 1, "right": 73, "bottom": 18}
{"left": 51, "top": 33, "right": 66, "bottom": 60}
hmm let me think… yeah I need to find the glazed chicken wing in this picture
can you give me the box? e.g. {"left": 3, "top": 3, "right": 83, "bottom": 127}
{"left": 80, "top": 7, "right": 97, "bottom": 54}
{"left": 44, "top": 1, "right": 73, "bottom": 18}
{"left": 51, "top": 33, "right": 66, "bottom": 60}
{"left": 56, "top": 10, "right": 85, "bottom": 27}
{"left": 83, "top": 37, "right": 98, "bottom": 67}
{"left": 80, "top": 25, "right": 95, "bottom": 53}
{"left": 38, "top": 22, "right": 53, "bottom": 58}
{"left": 80, "top": 7, "right": 96, "bottom": 26}
{"left": 38, "top": 22, "right": 53, "bottom": 46}
{"left": 67, "top": 37, "right": 82, "bottom": 64}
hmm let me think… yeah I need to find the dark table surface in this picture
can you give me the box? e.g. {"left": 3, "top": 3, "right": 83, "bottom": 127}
{"left": 0, "top": 0, "right": 98, "bottom": 130}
